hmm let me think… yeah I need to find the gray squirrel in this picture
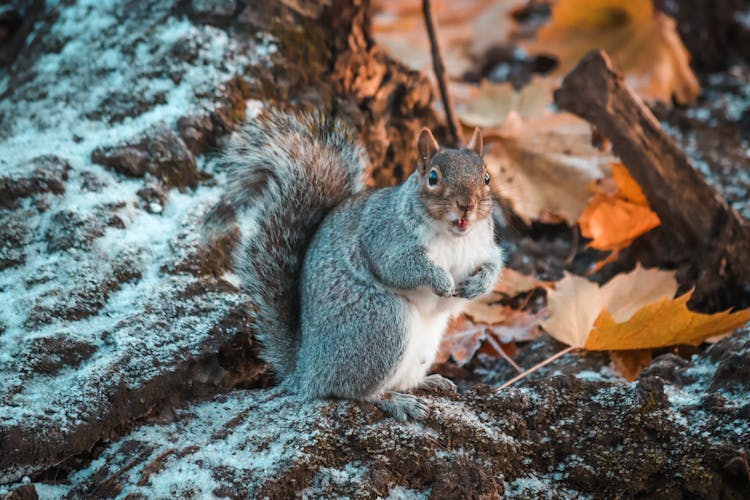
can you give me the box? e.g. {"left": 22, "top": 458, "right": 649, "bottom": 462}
{"left": 205, "top": 111, "right": 503, "bottom": 421}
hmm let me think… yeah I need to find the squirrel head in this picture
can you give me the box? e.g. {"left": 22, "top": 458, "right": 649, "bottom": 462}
{"left": 416, "top": 127, "right": 491, "bottom": 236}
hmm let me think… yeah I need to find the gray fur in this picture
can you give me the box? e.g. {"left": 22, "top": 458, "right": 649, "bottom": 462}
{"left": 289, "top": 176, "right": 460, "bottom": 402}
{"left": 419, "top": 374, "right": 457, "bottom": 392}
{"left": 455, "top": 262, "right": 502, "bottom": 300}
{"left": 207, "top": 111, "right": 368, "bottom": 377}
{"left": 374, "top": 394, "right": 428, "bottom": 422}
{"left": 208, "top": 112, "right": 503, "bottom": 421}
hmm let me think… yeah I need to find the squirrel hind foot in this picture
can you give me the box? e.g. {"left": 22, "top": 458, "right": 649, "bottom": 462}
{"left": 374, "top": 393, "right": 429, "bottom": 422}
{"left": 418, "top": 374, "right": 457, "bottom": 393}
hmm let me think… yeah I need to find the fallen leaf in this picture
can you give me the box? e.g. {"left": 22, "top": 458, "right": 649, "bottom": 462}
{"left": 464, "top": 295, "right": 509, "bottom": 325}
{"left": 487, "top": 309, "right": 544, "bottom": 344}
{"left": 543, "top": 265, "right": 677, "bottom": 347}
{"left": 463, "top": 296, "right": 509, "bottom": 325}
{"left": 455, "top": 78, "right": 553, "bottom": 129}
{"left": 611, "top": 162, "right": 649, "bottom": 205}
{"left": 523, "top": 0, "right": 700, "bottom": 105}
{"left": 542, "top": 265, "right": 750, "bottom": 351}
{"left": 588, "top": 291, "right": 750, "bottom": 350}
{"left": 436, "top": 316, "right": 486, "bottom": 364}
{"left": 485, "top": 112, "right": 616, "bottom": 225}
{"left": 494, "top": 267, "right": 553, "bottom": 297}
{"left": 609, "top": 349, "right": 652, "bottom": 381}
{"left": 578, "top": 163, "right": 661, "bottom": 270}
{"left": 437, "top": 312, "right": 542, "bottom": 366}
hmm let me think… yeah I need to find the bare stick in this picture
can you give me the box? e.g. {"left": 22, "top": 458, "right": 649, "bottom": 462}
{"left": 422, "top": 0, "right": 463, "bottom": 146}
{"left": 485, "top": 334, "right": 523, "bottom": 372}
{"left": 495, "top": 345, "right": 578, "bottom": 391}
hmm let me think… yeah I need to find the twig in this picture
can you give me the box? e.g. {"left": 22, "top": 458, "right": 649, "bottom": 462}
{"left": 484, "top": 333, "right": 523, "bottom": 373}
{"left": 422, "top": 0, "right": 463, "bottom": 147}
{"left": 495, "top": 345, "right": 578, "bottom": 391}
{"left": 91, "top": 448, "right": 153, "bottom": 495}
{"left": 565, "top": 225, "right": 580, "bottom": 265}
{"left": 136, "top": 448, "right": 177, "bottom": 486}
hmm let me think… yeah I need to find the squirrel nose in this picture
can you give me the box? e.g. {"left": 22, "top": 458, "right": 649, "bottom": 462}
{"left": 456, "top": 200, "right": 475, "bottom": 212}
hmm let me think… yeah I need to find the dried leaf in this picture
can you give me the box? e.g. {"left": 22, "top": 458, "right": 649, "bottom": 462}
{"left": 463, "top": 297, "right": 509, "bottom": 324}
{"left": 494, "top": 267, "right": 553, "bottom": 297}
{"left": 612, "top": 162, "right": 648, "bottom": 205}
{"left": 485, "top": 113, "right": 615, "bottom": 225}
{"left": 524, "top": 0, "right": 700, "bottom": 105}
{"left": 578, "top": 163, "right": 660, "bottom": 269}
{"left": 588, "top": 291, "right": 750, "bottom": 350}
{"left": 438, "top": 312, "right": 542, "bottom": 366}
{"left": 609, "top": 349, "right": 653, "bottom": 381}
{"left": 486, "top": 310, "right": 544, "bottom": 344}
{"left": 580, "top": 196, "right": 660, "bottom": 250}
{"left": 542, "top": 265, "right": 750, "bottom": 351}
{"left": 455, "top": 78, "right": 553, "bottom": 129}
{"left": 436, "top": 316, "right": 486, "bottom": 364}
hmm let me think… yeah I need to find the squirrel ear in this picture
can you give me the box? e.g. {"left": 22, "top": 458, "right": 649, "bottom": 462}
{"left": 417, "top": 128, "right": 440, "bottom": 173}
{"left": 466, "top": 127, "right": 483, "bottom": 156}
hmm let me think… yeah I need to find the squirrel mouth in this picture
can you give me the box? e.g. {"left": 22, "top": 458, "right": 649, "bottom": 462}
{"left": 453, "top": 218, "right": 469, "bottom": 232}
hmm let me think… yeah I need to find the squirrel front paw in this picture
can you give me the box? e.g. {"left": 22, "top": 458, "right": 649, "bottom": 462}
{"left": 455, "top": 266, "right": 492, "bottom": 300}
{"left": 432, "top": 270, "right": 455, "bottom": 298}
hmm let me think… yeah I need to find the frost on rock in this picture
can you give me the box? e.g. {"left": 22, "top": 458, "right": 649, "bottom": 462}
{"left": 0, "top": 0, "right": 275, "bottom": 481}
{"left": 4, "top": 329, "right": 750, "bottom": 498}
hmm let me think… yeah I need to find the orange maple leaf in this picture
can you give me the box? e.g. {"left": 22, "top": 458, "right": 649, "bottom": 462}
{"left": 587, "top": 291, "right": 750, "bottom": 350}
{"left": 578, "top": 163, "right": 660, "bottom": 271}
{"left": 542, "top": 266, "right": 750, "bottom": 351}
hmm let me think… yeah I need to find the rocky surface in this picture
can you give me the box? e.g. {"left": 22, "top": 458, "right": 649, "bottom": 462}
{"left": 0, "top": 0, "right": 435, "bottom": 489}
{"left": 4, "top": 329, "right": 749, "bottom": 498}
{"left": 0, "top": 0, "right": 749, "bottom": 498}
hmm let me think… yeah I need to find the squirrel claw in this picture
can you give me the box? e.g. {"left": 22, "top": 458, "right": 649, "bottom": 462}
{"left": 420, "top": 374, "right": 457, "bottom": 393}
{"left": 375, "top": 393, "right": 428, "bottom": 422}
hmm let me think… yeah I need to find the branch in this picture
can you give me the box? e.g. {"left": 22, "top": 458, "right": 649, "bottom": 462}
{"left": 422, "top": 0, "right": 462, "bottom": 147}
{"left": 496, "top": 346, "right": 578, "bottom": 391}
{"left": 554, "top": 50, "right": 750, "bottom": 301}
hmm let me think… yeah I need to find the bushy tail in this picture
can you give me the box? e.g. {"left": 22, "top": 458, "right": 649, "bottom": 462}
{"left": 205, "top": 111, "right": 369, "bottom": 378}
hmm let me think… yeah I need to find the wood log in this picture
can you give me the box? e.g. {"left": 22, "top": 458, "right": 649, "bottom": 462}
{"left": 554, "top": 50, "right": 750, "bottom": 304}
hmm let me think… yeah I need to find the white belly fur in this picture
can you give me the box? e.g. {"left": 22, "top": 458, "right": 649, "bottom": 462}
{"left": 382, "top": 220, "right": 497, "bottom": 392}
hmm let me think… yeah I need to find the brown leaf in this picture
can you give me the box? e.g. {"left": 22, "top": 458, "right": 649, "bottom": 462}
{"left": 455, "top": 78, "right": 553, "bottom": 129}
{"left": 372, "top": 0, "right": 524, "bottom": 81}
{"left": 463, "top": 295, "right": 509, "bottom": 324}
{"left": 485, "top": 113, "right": 616, "bottom": 225}
{"left": 609, "top": 349, "right": 652, "bottom": 381}
{"left": 494, "top": 267, "right": 553, "bottom": 297}
{"left": 438, "top": 310, "right": 543, "bottom": 366}
{"left": 523, "top": 0, "right": 700, "bottom": 105}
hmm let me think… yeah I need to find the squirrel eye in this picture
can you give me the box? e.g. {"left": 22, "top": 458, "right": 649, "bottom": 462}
{"left": 484, "top": 171, "right": 491, "bottom": 185}
{"left": 428, "top": 169, "right": 439, "bottom": 186}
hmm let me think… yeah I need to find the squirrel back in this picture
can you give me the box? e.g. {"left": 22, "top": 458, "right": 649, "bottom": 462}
{"left": 205, "top": 112, "right": 369, "bottom": 377}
